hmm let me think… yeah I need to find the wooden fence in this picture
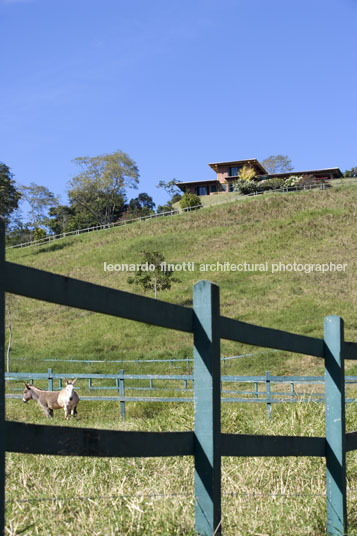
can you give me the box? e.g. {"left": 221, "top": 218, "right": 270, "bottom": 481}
{"left": 1, "top": 220, "right": 357, "bottom": 535}
{"left": 5, "top": 369, "right": 357, "bottom": 421}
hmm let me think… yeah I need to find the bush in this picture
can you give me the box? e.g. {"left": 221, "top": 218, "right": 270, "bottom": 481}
{"left": 33, "top": 228, "right": 47, "bottom": 241}
{"left": 256, "top": 178, "right": 285, "bottom": 192}
{"left": 284, "top": 175, "right": 303, "bottom": 188}
{"left": 180, "top": 192, "right": 202, "bottom": 209}
{"left": 233, "top": 179, "right": 257, "bottom": 195}
{"left": 238, "top": 165, "right": 256, "bottom": 182}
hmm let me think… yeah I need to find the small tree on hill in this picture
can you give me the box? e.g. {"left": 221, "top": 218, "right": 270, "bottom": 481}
{"left": 127, "top": 251, "right": 180, "bottom": 299}
{"left": 180, "top": 192, "right": 202, "bottom": 210}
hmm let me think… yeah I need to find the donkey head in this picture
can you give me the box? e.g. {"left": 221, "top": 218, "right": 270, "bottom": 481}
{"left": 64, "top": 378, "right": 77, "bottom": 402}
{"left": 22, "top": 383, "right": 33, "bottom": 403}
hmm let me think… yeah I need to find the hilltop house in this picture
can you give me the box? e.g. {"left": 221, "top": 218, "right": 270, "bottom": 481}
{"left": 176, "top": 159, "right": 343, "bottom": 196}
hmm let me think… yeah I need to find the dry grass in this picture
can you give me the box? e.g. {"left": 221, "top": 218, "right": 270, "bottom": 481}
{"left": 5, "top": 399, "right": 357, "bottom": 535}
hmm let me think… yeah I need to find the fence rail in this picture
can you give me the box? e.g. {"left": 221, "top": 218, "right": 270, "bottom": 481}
{"left": 1, "top": 219, "right": 357, "bottom": 534}
{"left": 6, "top": 369, "right": 357, "bottom": 420}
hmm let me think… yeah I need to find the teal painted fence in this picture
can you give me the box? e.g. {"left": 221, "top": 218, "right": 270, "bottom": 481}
{"left": 5, "top": 369, "right": 357, "bottom": 422}
{"left": 1, "top": 220, "right": 357, "bottom": 535}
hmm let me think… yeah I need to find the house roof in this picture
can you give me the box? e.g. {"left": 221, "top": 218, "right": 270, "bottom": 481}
{"left": 259, "top": 167, "right": 343, "bottom": 179}
{"left": 208, "top": 159, "right": 268, "bottom": 175}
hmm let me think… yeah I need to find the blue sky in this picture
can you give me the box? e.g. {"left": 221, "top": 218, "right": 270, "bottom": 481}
{"left": 1, "top": 0, "right": 356, "bottom": 209}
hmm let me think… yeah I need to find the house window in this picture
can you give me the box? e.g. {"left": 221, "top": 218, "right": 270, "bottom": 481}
{"left": 228, "top": 182, "right": 235, "bottom": 192}
{"left": 196, "top": 186, "right": 208, "bottom": 196}
{"left": 229, "top": 166, "right": 241, "bottom": 177}
{"left": 210, "top": 184, "right": 217, "bottom": 193}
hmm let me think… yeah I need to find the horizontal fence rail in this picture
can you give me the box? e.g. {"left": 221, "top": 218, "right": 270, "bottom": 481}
{"left": 1, "top": 220, "right": 357, "bottom": 535}
{"left": 6, "top": 369, "right": 357, "bottom": 420}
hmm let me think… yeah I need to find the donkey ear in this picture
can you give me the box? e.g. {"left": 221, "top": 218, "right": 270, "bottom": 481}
{"left": 64, "top": 378, "right": 68, "bottom": 384}
{"left": 24, "top": 382, "right": 30, "bottom": 388}
{"left": 72, "top": 378, "right": 77, "bottom": 385}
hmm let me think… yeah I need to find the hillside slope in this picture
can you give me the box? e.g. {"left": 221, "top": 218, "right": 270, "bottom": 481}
{"left": 5, "top": 185, "right": 357, "bottom": 376}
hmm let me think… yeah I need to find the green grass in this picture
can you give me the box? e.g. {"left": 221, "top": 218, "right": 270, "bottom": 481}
{"left": 5, "top": 184, "right": 357, "bottom": 378}
{"left": 5, "top": 399, "right": 357, "bottom": 535}
{"left": 4, "top": 184, "right": 357, "bottom": 534}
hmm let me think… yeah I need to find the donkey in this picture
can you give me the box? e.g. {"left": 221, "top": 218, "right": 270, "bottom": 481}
{"left": 23, "top": 379, "right": 79, "bottom": 420}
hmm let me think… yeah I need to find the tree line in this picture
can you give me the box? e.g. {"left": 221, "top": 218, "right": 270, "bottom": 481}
{"left": 1, "top": 151, "right": 356, "bottom": 246}
{"left": 0, "top": 150, "right": 182, "bottom": 246}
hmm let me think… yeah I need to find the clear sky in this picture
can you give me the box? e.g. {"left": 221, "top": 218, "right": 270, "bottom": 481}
{"left": 1, "top": 0, "right": 356, "bottom": 208}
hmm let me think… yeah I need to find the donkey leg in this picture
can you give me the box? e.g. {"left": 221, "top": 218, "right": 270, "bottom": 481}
{"left": 40, "top": 402, "right": 52, "bottom": 418}
{"left": 64, "top": 405, "right": 70, "bottom": 420}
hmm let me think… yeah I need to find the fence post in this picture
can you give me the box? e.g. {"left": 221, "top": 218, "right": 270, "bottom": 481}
{"left": 266, "top": 371, "right": 271, "bottom": 419}
{"left": 48, "top": 368, "right": 53, "bottom": 391}
{"left": 193, "top": 280, "right": 221, "bottom": 536}
{"left": 120, "top": 369, "right": 125, "bottom": 420}
{"left": 0, "top": 219, "right": 6, "bottom": 535}
{"left": 324, "top": 316, "right": 347, "bottom": 535}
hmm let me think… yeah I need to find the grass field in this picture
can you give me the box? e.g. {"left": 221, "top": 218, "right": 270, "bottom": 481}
{"left": 5, "top": 398, "right": 357, "bottom": 536}
{"left": 3, "top": 183, "right": 357, "bottom": 534}
{"left": 4, "top": 184, "right": 357, "bottom": 377}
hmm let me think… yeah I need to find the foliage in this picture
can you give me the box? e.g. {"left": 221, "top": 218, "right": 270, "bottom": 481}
{"left": 127, "top": 192, "right": 155, "bottom": 218}
{"left": 127, "top": 250, "right": 180, "bottom": 299}
{"left": 261, "top": 154, "right": 293, "bottom": 174}
{"left": 0, "top": 162, "right": 21, "bottom": 224}
{"left": 344, "top": 167, "right": 357, "bottom": 178}
{"left": 157, "top": 203, "right": 174, "bottom": 214}
{"left": 238, "top": 165, "right": 256, "bottom": 182}
{"left": 179, "top": 192, "right": 202, "bottom": 209}
{"left": 156, "top": 179, "right": 181, "bottom": 197}
{"left": 284, "top": 175, "right": 303, "bottom": 187}
{"left": 33, "top": 228, "right": 47, "bottom": 241}
{"left": 256, "top": 178, "right": 285, "bottom": 191}
{"left": 234, "top": 180, "right": 257, "bottom": 195}
{"left": 5, "top": 215, "right": 33, "bottom": 245}
{"left": 47, "top": 205, "right": 76, "bottom": 235}
{"left": 68, "top": 150, "right": 139, "bottom": 225}
{"left": 298, "top": 174, "right": 319, "bottom": 187}
{"left": 20, "top": 183, "right": 58, "bottom": 230}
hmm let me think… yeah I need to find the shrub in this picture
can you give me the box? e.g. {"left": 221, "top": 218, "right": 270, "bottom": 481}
{"left": 236, "top": 180, "right": 258, "bottom": 195}
{"left": 33, "top": 228, "right": 47, "bottom": 241}
{"left": 284, "top": 175, "right": 303, "bottom": 188}
{"left": 256, "top": 178, "right": 285, "bottom": 192}
{"left": 238, "top": 165, "right": 256, "bottom": 182}
{"left": 180, "top": 192, "right": 202, "bottom": 209}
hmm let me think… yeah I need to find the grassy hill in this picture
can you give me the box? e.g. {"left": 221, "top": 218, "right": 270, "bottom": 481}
{"left": 5, "top": 184, "right": 357, "bottom": 376}
{"left": 5, "top": 184, "right": 357, "bottom": 536}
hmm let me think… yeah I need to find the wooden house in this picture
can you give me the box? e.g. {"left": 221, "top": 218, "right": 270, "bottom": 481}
{"left": 176, "top": 158, "right": 343, "bottom": 196}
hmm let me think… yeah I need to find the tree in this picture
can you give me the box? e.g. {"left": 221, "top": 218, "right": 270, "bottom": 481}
{"left": 0, "top": 162, "right": 21, "bottom": 224}
{"left": 261, "top": 155, "right": 293, "bottom": 174}
{"left": 127, "top": 251, "right": 180, "bottom": 299}
{"left": 127, "top": 193, "right": 155, "bottom": 218}
{"left": 156, "top": 179, "right": 182, "bottom": 212}
{"left": 68, "top": 150, "right": 139, "bottom": 225}
{"left": 180, "top": 192, "right": 202, "bottom": 209}
{"left": 156, "top": 179, "right": 181, "bottom": 197}
{"left": 238, "top": 165, "right": 256, "bottom": 181}
{"left": 47, "top": 205, "right": 75, "bottom": 235}
{"left": 20, "top": 183, "right": 58, "bottom": 230}
{"left": 344, "top": 167, "right": 357, "bottom": 178}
